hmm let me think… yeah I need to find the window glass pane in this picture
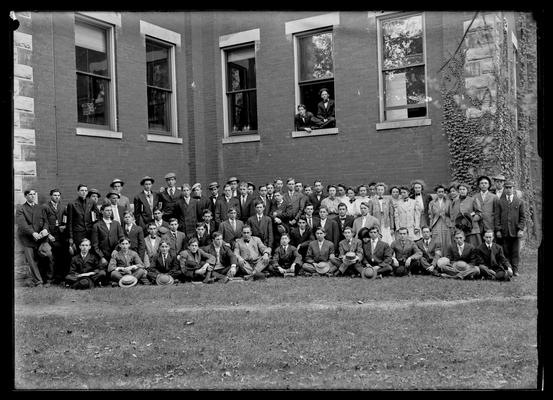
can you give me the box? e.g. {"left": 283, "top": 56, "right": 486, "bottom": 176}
{"left": 382, "top": 15, "right": 423, "bottom": 70}
{"left": 76, "top": 46, "right": 108, "bottom": 76}
{"left": 147, "top": 87, "right": 170, "bottom": 132}
{"left": 384, "top": 65, "right": 426, "bottom": 120}
{"left": 229, "top": 91, "right": 257, "bottom": 132}
{"left": 227, "top": 57, "right": 256, "bottom": 91}
{"left": 299, "top": 31, "right": 334, "bottom": 81}
{"left": 146, "top": 41, "right": 170, "bottom": 89}
{"left": 76, "top": 74, "right": 109, "bottom": 125}
{"left": 299, "top": 81, "right": 334, "bottom": 119}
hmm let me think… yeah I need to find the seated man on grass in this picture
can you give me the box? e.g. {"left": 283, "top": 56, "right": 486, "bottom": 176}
{"left": 233, "top": 225, "right": 272, "bottom": 280}
{"left": 268, "top": 233, "right": 302, "bottom": 277}
{"left": 333, "top": 226, "right": 364, "bottom": 277}
{"left": 475, "top": 230, "right": 513, "bottom": 281}
{"left": 202, "top": 231, "right": 238, "bottom": 283}
{"left": 359, "top": 226, "right": 393, "bottom": 279}
{"left": 439, "top": 229, "right": 481, "bottom": 280}
{"left": 301, "top": 226, "right": 337, "bottom": 276}
{"left": 108, "top": 237, "right": 149, "bottom": 286}
{"left": 413, "top": 226, "right": 442, "bottom": 276}
{"left": 146, "top": 240, "right": 181, "bottom": 284}
{"left": 389, "top": 227, "right": 422, "bottom": 277}
{"left": 65, "top": 238, "right": 106, "bottom": 289}
{"left": 178, "top": 237, "right": 216, "bottom": 283}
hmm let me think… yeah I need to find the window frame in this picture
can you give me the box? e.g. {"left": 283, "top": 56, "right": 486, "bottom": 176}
{"left": 74, "top": 14, "right": 118, "bottom": 133}
{"left": 376, "top": 12, "right": 429, "bottom": 125}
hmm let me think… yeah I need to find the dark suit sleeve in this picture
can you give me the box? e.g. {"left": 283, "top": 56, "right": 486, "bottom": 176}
{"left": 267, "top": 219, "right": 274, "bottom": 249}
{"left": 494, "top": 201, "right": 503, "bottom": 233}
{"left": 66, "top": 203, "right": 74, "bottom": 240}
{"left": 83, "top": 254, "right": 100, "bottom": 273}
{"left": 382, "top": 244, "right": 393, "bottom": 267}
{"left": 137, "top": 228, "right": 145, "bottom": 260}
{"left": 15, "top": 205, "right": 35, "bottom": 237}
{"left": 518, "top": 200, "right": 527, "bottom": 231}
{"left": 469, "top": 247, "right": 479, "bottom": 266}
{"left": 116, "top": 223, "right": 125, "bottom": 242}
{"left": 91, "top": 224, "right": 103, "bottom": 259}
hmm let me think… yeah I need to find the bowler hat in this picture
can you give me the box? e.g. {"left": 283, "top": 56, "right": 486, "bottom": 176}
{"left": 118, "top": 275, "right": 138, "bottom": 288}
{"left": 106, "top": 191, "right": 120, "bottom": 199}
{"left": 156, "top": 273, "right": 174, "bottom": 286}
{"left": 208, "top": 182, "right": 219, "bottom": 190}
{"left": 72, "top": 276, "right": 95, "bottom": 290}
{"left": 437, "top": 257, "right": 450, "bottom": 269}
{"left": 476, "top": 175, "right": 492, "bottom": 185}
{"left": 140, "top": 176, "right": 155, "bottom": 186}
{"left": 247, "top": 181, "right": 256, "bottom": 190}
{"left": 227, "top": 176, "right": 239, "bottom": 184}
{"left": 504, "top": 180, "right": 514, "bottom": 187}
{"left": 164, "top": 172, "right": 177, "bottom": 180}
{"left": 344, "top": 251, "right": 357, "bottom": 266}
{"left": 314, "top": 262, "right": 331, "bottom": 274}
{"left": 110, "top": 178, "right": 124, "bottom": 187}
{"left": 363, "top": 266, "right": 376, "bottom": 278}
{"left": 87, "top": 188, "right": 100, "bottom": 198}
{"left": 492, "top": 174, "right": 506, "bottom": 181}
{"left": 38, "top": 241, "right": 52, "bottom": 257}
{"left": 191, "top": 183, "right": 201, "bottom": 191}
{"left": 252, "top": 271, "right": 266, "bottom": 281}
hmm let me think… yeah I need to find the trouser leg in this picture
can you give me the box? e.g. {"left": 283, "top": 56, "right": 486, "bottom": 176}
{"left": 23, "top": 247, "right": 43, "bottom": 285}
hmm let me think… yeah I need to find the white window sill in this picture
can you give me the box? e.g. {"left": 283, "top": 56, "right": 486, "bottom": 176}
{"left": 376, "top": 118, "right": 431, "bottom": 131}
{"left": 292, "top": 128, "right": 338, "bottom": 138}
{"left": 76, "top": 127, "right": 122, "bottom": 139}
{"left": 222, "top": 134, "right": 261, "bottom": 144}
{"left": 147, "top": 134, "right": 183, "bottom": 144}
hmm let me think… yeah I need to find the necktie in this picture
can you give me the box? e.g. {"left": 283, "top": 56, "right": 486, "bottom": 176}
{"left": 147, "top": 192, "right": 152, "bottom": 207}
{"left": 308, "top": 217, "right": 312, "bottom": 228}
{"left": 163, "top": 254, "right": 166, "bottom": 267}
{"left": 170, "top": 188, "right": 174, "bottom": 197}
{"left": 458, "top": 246, "right": 463, "bottom": 256}
{"left": 232, "top": 220, "right": 236, "bottom": 231}
{"left": 258, "top": 215, "right": 262, "bottom": 223}
{"left": 372, "top": 240, "right": 376, "bottom": 253}
{"left": 172, "top": 232, "right": 177, "bottom": 239}
{"left": 362, "top": 216, "right": 366, "bottom": 227}
{"left": 425, "top": 240, "right": 429, "bottom": 249}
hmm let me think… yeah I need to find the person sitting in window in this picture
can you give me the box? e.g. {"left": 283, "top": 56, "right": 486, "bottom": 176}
{"left": 316, "top": 88, "right": 336, "bottom": 129}
{"left": 294, "top": 104, "right": 319, "bottom": 133}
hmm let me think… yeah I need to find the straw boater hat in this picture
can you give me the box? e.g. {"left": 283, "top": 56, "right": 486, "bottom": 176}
{"left": 363, "top": 266, "right": 375, "bottom": 278}
{"left": 156, "top": 273, "right": 174, "bottom": 286}
{"left": 314, "top": 262, "right": 331, "bottom": 275}
{"left": 140, "top": 176, "right": 155, "bottom": 186}
{"left": 119, "top": 275, "right": 138, "bottom": 288}
{"left": 343, "top": 252, "right": 357, "bottom": 266}
{"left": 437, "top": 257, "right": 450, "bottom": 269}
{"left": 110, "top": 178, "right": 125, "bottom": 188}
{"left": 208, "top": 182, "right": 219, "bottom": 190}
{"left": 227, "top": 176, "right": 239, "bottom": 184}
{"left": 191, "top": 183, "right": 201, "bottom": 191}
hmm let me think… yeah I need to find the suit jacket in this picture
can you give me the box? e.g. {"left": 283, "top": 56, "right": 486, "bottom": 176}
{"left": 194, "top": 233, "right": 212, "bottom": 249}
{"left": 307, "top": 192, "right": 325, "bottom": 217}
{"left": 91, "top": 219, "right": 124, "bottom": 260}
{"left": 147, "top": 252, "right": 181, "bottom": 278}
{"left": 162, "top": 230, "right": 187, "bottom": 255}
{"left": 475, "top": 242, "right": 511, "bottom": 271}
{"left": 302, "top": 215, "right": 320, "bottom": 232}
{"left": 133, "top": 191, "right": 160, "bottom": 230}
{"left": 208, "top": 194, "right": 219, "bottom": 215}
{"left": 107, "top": 249, "right": 144, "bottom": 273}
{"left": 289, "top": 227, "right": 314, "bottom": 255}
{"left": 158, "top": 187, "right": 183, "bottom": 221}
{"left": 316, "top": 218, "right": 340, "bottom": 252}
{"left": 336, "top": 215, "right": 355, "bottom": 242}
{"left": 428, "top": 197, "right": 452, "bottom": 230}
{"left": 67, "top": 252, "right": 102, "bottom": 277}
{"left": 474, "top": 191, "right": 499, "bottom": 232}
{"left": 44, "top": 201, "right": 66, "bottom": 241}
{"left": 305, "top": 239, "right": 335, "bottom": 263}
{"left": 66, "top": 197, "right": 94, "bottom": 241}
{"left": 352, "top": 214, "right": 380, "bottom": 238}
{"left": 123, "top": 223, "right": 145, "bottom": 261}
{"left": 390, "top": 239, "right": 422, "bottom": 262}
{"left": 203, "top": 243, "right": 237, "bottom": 268}
{"left": 193, "top": 195, "right": 213, "bottom": 216}
{"left": 247, "top": 214, "right": 274, "bottom": 247}
{"left": 175, "top": 197, "right": 200, "bottom": 237}
{"left": 294, "top": 111, "right": 319, "bottom": 131}
{"left": 236, "top": 194, "right": 255, "bottom": 223}
{"left": 368, "top": 197, "right": 394, "bottom": 229}
{"left": 415, "top": 238, "right": 442, "bottom": 264}
{"left": 283, "top": 191, "right": 306, "bottom": 222}
{"left": 495, "top": 195, "right": 526, "bottom": 237}
{"left": 272, "top": 245, "right": 302, "bottom": 267}
{"left": 271, "top": 199, "right": 293, "bottom": 225}
{"left": 108, "top": 204, "right": 126, "bottom": 224}
{"left": 362, "top": 239, "right": 393, "bottom": 267}
{"left": 16, "top": 203, "right": 50, "bottom": 248}
{"left": 450, "top": 196, "right": 482, "bottom": 236}
{"left": 316, "top": 99, "right": 335, "bottom": 120}
{"left": 252, "top": 195, "right": 271, "bottom": 216}
{"left": 215, "top": 196, "right": 241, "bottom": 224}
{"left": 337, "top": 238, "right": 363, "bottom": 260}
{"left": 234, "top": 236, "right": 271, "bottom": 262}
{"left": 445, "top": 242, "right": 478, "bottom": 265}
{"left": 219, "top": 219, "right": 244, "bottom": 247}
{"left": 202, "top": 220, "right": 217, "bottom": 238}
{"left": 179, "top": 248, "right": 216, "bottom": 271}
{"left": 143, "top": 235, "right": 162, "bottom": 268}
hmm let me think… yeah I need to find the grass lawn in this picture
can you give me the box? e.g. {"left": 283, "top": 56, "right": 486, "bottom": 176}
{"left": 13, "top": 249, "right": 540, "bottom": 390}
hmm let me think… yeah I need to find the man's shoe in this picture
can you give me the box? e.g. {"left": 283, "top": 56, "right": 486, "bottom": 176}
{"left": 513, "top": 272, "right": 519, "bottom": 277}
{"left": 221, "top": 276, "right": 230, "bottom": 284}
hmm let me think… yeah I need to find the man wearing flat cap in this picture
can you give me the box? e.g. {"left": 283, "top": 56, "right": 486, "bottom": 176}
{"left": 134, "top": 176, "right": 160, "bottom": 233}
{"left": 108, "top": 178, "right": 132, "bottom": 213}
{"left": 207, "top": 182, "right": 220, "bottom": 216}
{"left": 158, "top": 172, "right": 183, "bottom": 223}
{"left": 474, "top": 175, "right": 499, "bottom": 241}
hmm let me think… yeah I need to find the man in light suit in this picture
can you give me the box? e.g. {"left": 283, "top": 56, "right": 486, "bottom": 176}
{"left": 122, "top": 211, "right": 145, "bottom": 261}
{"left": 301, "top": 227, "right": 337, "bottom": 276}
{"left": 474, "top": 176, "right": 499, "bottom": 241}
{"left": 247, "top": 201, "right": 274, "bottom": 248}
{"left": 143, "top": 223, "right": 162, "bottom": 268}
{"left": 352, "top": 202, "right": 380, "bottom": 238}
{"left": 161, "top": 218, "right": 187, "bottom": 256}
{"left": 495, "top": 181, "right": 526, "bottom": 276}
{"left": 475, "top": 230, "right": 513, "bottom": 280}
{"left": 219, "top": 207, "right": 244, "bottom": 248}
{"left": 315, "top": 88, "right": 336, "bottom": 129}
{"left": 413, "top": 226, "right": 442, "bottom": 276}
{"left": 134, "top": 176, "right": 160, "bottom": 233}
{"left": 333, "top": 226, "right": 364, "bottom": 277}
{"left": 359, "top": 226, "right": 394, "bottom": 278}
{"left": 233, "top": 225, "right": 272, "bottom": 278}
{"left": 268, "top": 233, "right": 302, "bottom": 276}
{"left": 91, "top": 204, "right": 124, "bottom": 268}
{"left": 158, "top": 172, "right": 183, "bottom": 223}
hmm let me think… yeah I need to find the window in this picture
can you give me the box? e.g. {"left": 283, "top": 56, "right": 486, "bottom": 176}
{"left": 75, "top": 19, "right": 114, "bottom": 129}
{"left": 378, "top": 13, "right": 427, "bottom": 122}
{"left": 225, "top": 45, "right": 258, "bottom": 135}
{"left": 146, "top": 38, "right": 173, "bottom": 134}
{"left": 296, "top": 29, "right": 335, "bottom": 128}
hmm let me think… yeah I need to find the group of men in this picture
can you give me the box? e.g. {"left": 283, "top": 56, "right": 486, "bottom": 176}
{"left": 15, "top": 172, "right": 526, "bottom": 288}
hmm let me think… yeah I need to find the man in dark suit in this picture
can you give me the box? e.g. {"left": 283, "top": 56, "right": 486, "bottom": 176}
{"left": 302, "top": 203, "right": 320, "bottom": 232}
{"left": 307, "top": 180, "right": 325, "bottom": 218}
{"left": 219, "top": 207, "right": 244, "bottom": 249}
{"left": 66, "top": 184, "right": 94, "bottom": 250}
{"left": 336, "top": 203, "right": 355, "bottom": 243}
{"left": 158, "top": 172, "right": 183, "bottom": 223}
{"left": 495, "top": 181, "right": 526, "bottom": 276}
{"left": 359, "top": 226, "right": 394, "bottom": 278}
{"left": 122, "top": 211, "right": 146, "bottom": 261}
{"left": 247, "top": 201, "right": 274, "bottom": 248}
{"left": 134, "top": 176, "right": 160, "bottom": 233}
{"left": 202, "top": 231, "right": 238, "bottom": 282}
{"left": 301, "top": 227, "right": 337, "bottom": 275}
{"left": 201, "top": 209, "right": 217, "bottom": 238}
{"left": 252, "top": 184, "right": 271, "bottom": 216}
{"left": 16, "top": 188, "right": 54, "bottom": 286}
{"left": 316, "top": 206, "right": 340, "bottom": 254}
{"left": 192, "top": 183, "right": 212, "bottom": 218}
{"left": 152, "top": 209, "right": 170, "bottom": 237}
{"left": 289, "top": 216, "right": 314, "bottom": 261}
{"left": 215, "top": 184, "right": 241, "bottom": 225}
{"left": 175, "top": 184, "right": 201, "bottom": 237}
{"left": 334, "top": 226, "right": 364, "bottom": 277}
{"left": 270, "top": 191, "right": 293, "bottom": 247}
{"left": 44, "top": 188, "right": 69, "bottom": 283}
{"left": 315, "top": 88, "right": 336, "bottom": 128}
{"left": 389, "top": 227, "right": 423, "bottom": 276}
{"left": 207, "top": 181, "right": 220, "bottom": 215}
{"left": 294, "top": 104, "right": 320, "bottom": 133}
{"left": 283, "top": 178, "right": 306, "bottom": 228}
{"left": 441, "top": 229, "right": 480, "bottom": 279}
{"left": 91, "top": 204, "right": 125, "bottom": 267}
{"left": 162, "top": 218, "right": 187, "bottom": 256}
{"left": 194, "top": 222, "right": 212, "bottom": 249}
{"left": 65, "top": 238, "right": 106, "bottom": 288}
{"left": 413, "top": 226, "right": 442, "bottom": 276}
{"left": 237, "top": 182, "right": 254, "bottom": 223}
{"left": 475, "top": 230, "right": 513, "bottom": 280}
{"left": 268, "top": 233, "right": 302, "bottom": 276}
{"left": 146, "top": 240, "right": 181, "bottom": 284}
